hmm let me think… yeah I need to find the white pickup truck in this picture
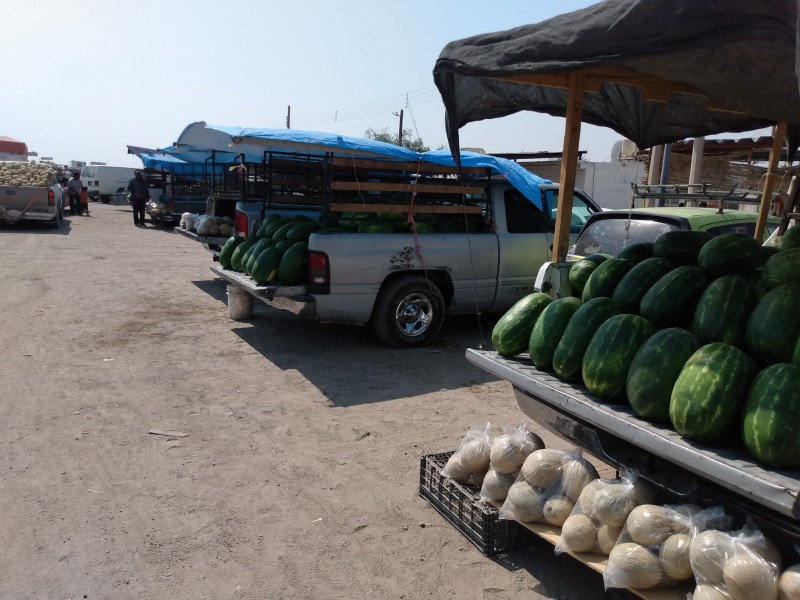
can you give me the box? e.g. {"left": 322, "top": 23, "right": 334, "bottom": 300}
{"left": 214, "top": 153, "right": 600, "bottom": 347}
{"left": 0, "top": 161, "right": 64, "bottom": 228}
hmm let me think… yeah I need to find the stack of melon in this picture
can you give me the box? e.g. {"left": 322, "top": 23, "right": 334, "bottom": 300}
{"left": 493, "top": 227, "right": 800, "bottom": 470}
{"left": 0, "top": 161, "right": 57, "bottom": 187}
{"left": 218, "top": 214, "right": 319, "bottom": 285}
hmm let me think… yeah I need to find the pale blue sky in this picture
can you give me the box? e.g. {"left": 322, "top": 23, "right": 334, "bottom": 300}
{"left": 1, "top": 1, "right": 762, "bottom": 168}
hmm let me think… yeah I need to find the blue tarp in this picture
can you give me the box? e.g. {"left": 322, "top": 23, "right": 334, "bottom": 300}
{"left": 131, "top": 122, "right": 551, "bottom": 207}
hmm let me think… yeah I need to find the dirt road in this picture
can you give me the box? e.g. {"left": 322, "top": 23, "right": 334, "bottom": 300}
{"left": 0, "top": 203, "right": 624, "bottom": 599}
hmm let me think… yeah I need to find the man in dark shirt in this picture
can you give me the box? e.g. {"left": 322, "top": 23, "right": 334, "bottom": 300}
{"left": 127, "top": 171, "right": 151, "bottom": 227}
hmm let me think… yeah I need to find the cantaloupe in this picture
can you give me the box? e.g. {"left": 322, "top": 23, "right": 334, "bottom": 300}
{"left": 560, "top": 457, "right": 599, "bottom": 502}
{"left": 490, "top": 433, "right": 543, "bottom": 474}
{"left": 597, "top": 523, "right": 622, "bottom": 555}
{"left": 606, "top": 542, "right": 664, "bottom": 589}
{"left": 504, "top": 481, "right": 545, "bottom": 522}
{"left": 480, "top": 468, "right": 517, "bottom": 503}
{"left": 575, "top": 479, "right": 605, "bottom": 514}
{"left": 592, "top": 484, "right": 635, "bottom": 527}
{"left": 443, "top": 453, "right": 471, "bottom": 483}
{"left": 692, "top": 584, "right": 730, "bottom": 600}
{"left": 723, "top": 551, "right": 779, "bottom": 600}
{"left": 659, "top": 533, "right": 693, "bottom": 580}
{"left": 458, "top": 436, "right": 491, "bottom": 474}
{"left": 560, "top": 513, "right": 597, "bottom": 553}
{"left": 543, "top": 496, "right": 575, "bottom": 526}
{"left": 690, "top": 530, "right": 733, "bottom": 585}
{"left": 520, "top": 449, "right": 568, "bottom": 488}
{"left": 626, "top": 504, "right": 675, "bottom": 546}
{"left": 779, "top": 564, "right": 800, "bottom": 600}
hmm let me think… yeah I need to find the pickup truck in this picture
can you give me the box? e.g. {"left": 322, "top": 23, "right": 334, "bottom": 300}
{"left": 213, "top": 152, "right": 601, "bottom": 347}
{"left": 0, "top": 161, "right": 64, "bottom": 228}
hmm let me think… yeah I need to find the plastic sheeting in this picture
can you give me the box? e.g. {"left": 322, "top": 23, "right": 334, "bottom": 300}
{"left": 433, "top": 0, "right": 800, "bottom": 159}
{"left": 130, "top": 122, "right": 552, "bottom": 208}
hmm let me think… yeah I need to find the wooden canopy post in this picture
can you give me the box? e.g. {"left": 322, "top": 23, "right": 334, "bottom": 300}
{"left": 552, "top": 71, "right": 586, "bottom": 262}
{"left": 755, "top": 122, "right": 787, "bottom": 241}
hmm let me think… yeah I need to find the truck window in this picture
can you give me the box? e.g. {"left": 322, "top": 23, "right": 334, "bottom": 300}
{"left": 546, "top": 190, "right": 599, "bottom": 233}
{"left": 572, "top": 218, "right": 679, "bottom": 258}
{"left": 504, "top": 190, "right": 548, "bottom": 233}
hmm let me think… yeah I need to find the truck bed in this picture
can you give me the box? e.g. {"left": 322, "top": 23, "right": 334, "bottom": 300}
{"left": 464, "top": 348, "right": 800, "bottom": 551}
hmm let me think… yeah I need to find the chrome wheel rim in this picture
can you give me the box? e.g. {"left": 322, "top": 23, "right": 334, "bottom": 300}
{"left": 394, "top": 292, "right": 434, "bottom": 337}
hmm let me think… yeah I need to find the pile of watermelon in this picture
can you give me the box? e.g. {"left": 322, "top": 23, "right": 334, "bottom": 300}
{"left": 492, "top": 226, "right": 800, "bottom": 470}
{"left": 218, "top": 214, "right": 319, "bottom": 285}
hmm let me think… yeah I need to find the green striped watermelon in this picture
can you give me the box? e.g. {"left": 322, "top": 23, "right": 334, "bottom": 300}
{"left": 652, "top": 230, "right": 714, "bottom": 266}
{"left": 568, "top": 254, "right": 610, "bottom": 297}
{"left": 762, "top": 247, "right": 800, "bottom": 289}
{"left": 491, "top": 293, "right": 553, "bottom": 357}
{"left": 669, "top": 342, "right": 756, "bottom": 442}
{"left": 639, "top": 266, "right": 708, "bottom": 329}
{"left": 745, "top": 282, "right": 800, "bottom": 365}
{"left": 581, "top": 314, "right": 656, "bottom": 403}
{"left": 697, "top": 232, "right": 766, "bottom": 279}
{"left": 230, "top": 238, "right": 257, "bottom": 272}
{"left": 251, "top": 246, "right": 283, "bottom": 285}
{"left": 552, "top": 297, "right": 621, "bottom": 383}
{"left": 691, "top": 274, "right": 756, "bottom": 349}
{"left": 612, "top": 257, "right": 673, "bottom": 314}
{"left": 617, "top": 242, "right": 654, "bottom": 264}
{"left": 218, "top": 236, "right": 244, "bottom": 270}
{"left": 627, "top": 328, "right": 697, "bottom": 422}
{"left": 742, "top": 363, "right": 800, "bottom": 469}
{"left": 780, "top": 225, "right": 800, "bottom": 250}
{"left": 581, "top": 258, "right": 633, "bottom": 302}
{"left": 529, "top": 297, "right": 582, "bottom": 371}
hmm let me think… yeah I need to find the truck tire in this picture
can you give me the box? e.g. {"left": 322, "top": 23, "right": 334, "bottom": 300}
{"left": 372, "top": 276, "right": 445, "bottom": 347}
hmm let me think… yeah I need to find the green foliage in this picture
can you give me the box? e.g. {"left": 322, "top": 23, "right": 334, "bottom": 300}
{"left": 364, "top": 127, "right": 430, "bottom": 152}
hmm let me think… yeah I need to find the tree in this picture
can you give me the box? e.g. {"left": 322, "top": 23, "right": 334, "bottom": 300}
{"left": 364, "top": 127, "right": 430, "bottom": 152}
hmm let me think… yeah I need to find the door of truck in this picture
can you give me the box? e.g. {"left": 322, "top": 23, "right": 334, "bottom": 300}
{"left": 493, "top": 187, "right": 552, "bottom": 310}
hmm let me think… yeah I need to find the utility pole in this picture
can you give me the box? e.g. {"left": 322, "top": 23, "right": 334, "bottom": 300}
{"left": 397, "top": 109, "right": 404, "bottom": 147}
{"left": 286, "top": 105, "right": 291, "bottom": 129}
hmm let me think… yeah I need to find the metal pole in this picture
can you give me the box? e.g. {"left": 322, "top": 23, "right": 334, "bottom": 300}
{"left": 689, "top": 137, "right": 705, "bottom": 196}
{"left": 286, "top": 106, "right": 291, "bottom": 129}
{"left": 657, "top": 143, "right": 672, "bottom": 207}
{"left": 398, "top": 110, "right": 404, "bottom": 147}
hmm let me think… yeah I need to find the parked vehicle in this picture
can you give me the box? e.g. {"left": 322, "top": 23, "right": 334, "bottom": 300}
{"left": 80, "top": 165, "right": 136, "bottom": 203}
{"left": 214, "top": 151, "right": 601, "bottom": 347}
{"left": 0, "top": 161, "right": 64, "bottom": 228}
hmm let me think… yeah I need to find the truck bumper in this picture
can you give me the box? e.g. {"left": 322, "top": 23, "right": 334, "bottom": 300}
{"left": 0, "top": 207, "right": 57, "bottom": 222}
{"left": 210, "top": 265, "right": 315, "bottom": 319}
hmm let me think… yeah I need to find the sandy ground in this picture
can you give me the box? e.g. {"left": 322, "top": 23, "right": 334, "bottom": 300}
{"left": 0, "top": 203, "right": 632, "bottom": 600}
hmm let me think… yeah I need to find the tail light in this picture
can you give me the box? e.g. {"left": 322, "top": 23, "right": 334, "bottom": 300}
{"left": 234, "top": 209, "right": 249, "bottom": 237}
{"left": 47, "top": 189, "right": 55, "bottom": 207}
{"left": 307, "top": 251, "right": 330, "bottom": 293}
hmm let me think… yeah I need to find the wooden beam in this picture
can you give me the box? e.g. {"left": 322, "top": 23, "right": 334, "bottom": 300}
{"left": 329, "top": 156, "right": 491, "bottom": 176}
{"left": 755, "top": 122, "right": 788, "bottom": 241}
{"left": 328, "top": 202, "right": 483, "bottom": 214}
{"left": 552, "top": 71, "right": 585, "bottom": 262}
{"left": 330, "top": 181, "right": 486, "bottom": 195}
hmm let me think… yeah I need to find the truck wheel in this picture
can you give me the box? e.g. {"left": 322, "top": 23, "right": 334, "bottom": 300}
{"left": 372, "top": 276, "right": 445, "bottom": 347}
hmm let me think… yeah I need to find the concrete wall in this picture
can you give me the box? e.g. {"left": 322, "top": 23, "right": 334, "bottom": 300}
{"left": 518, "top": 160, "right": 646, "bottom": 210}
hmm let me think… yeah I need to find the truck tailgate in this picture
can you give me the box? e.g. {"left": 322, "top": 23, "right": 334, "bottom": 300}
{"left": 210, "top": 265, "right": 311, "bottom": 308}
{"left": 465, "top": 348, "right": 800, "bottom": 522}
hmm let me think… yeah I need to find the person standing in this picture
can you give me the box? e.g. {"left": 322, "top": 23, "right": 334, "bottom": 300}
{"left": 67, "top": 172, "right": 82, "bottom": 216}
{"left": 127, "top": 170, "right": 150, "bottom": 227}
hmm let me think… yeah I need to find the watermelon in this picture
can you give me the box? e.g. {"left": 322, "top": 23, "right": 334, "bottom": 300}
{"left": 286, "top": 222, "right": 320, "bottom": 243}
{"left": 242, "top": 239, "right": 270, "bottom": 275}
{"left": 669, "top": 342, "right": 756, "bottom": 442}
{"left": 263, "top": 217, "right": 293, "bottom": 238}
{"left": 411, "top": 222, "right": 437, "bottom": 234}
{"left": 251, "top": 246, "right": 282, "bottom": 284}
{"left": 230, "top": 238, "right": 257, "bottom": 272}
{"left": 277, "top": 243, "right": 309, "bottom": 284}
{"left": 552, "top": 297, "right": 622, "bottom": 383}
{"left": 627, "top": 328, "right": 697, "bottom": 422}
{"left": 271, "top": 221, "right": 299, "bottom": 241}
{"left": 581, "top": 314, "right": 656, "bottom": 403}
{"left": 639, "top": 266, "right": 708, "bottom": 329}
{"left": 568, "top": 254, "right": 609, "bottom": 297}
{"left": 491, "top": 293, "right": 553, "bottom": 357}
{"left": 691, "top": 274, "right": 756, "bottom": 349}
{"left": 612, "top": 257, "right": 673, "bottom": 314}
{"left": 781, "top": 225, "right": 800, "bottom": 250}
{"left": 273, "top": 240, "right": 293, "bottom": 255}
{"left": 762, "top": 247, "right": 800, "bottom": 289}
{"left": 697, "top": 232, "right": 766, "bottom": 279}
{"left": 749, "top": 269, "right": 771, "bottom": 301}
{"left": 742, "top": 363, "right": 800, "bottom": 469}
{"left": 359, "top": 222, "right": 394, "bottom": 233}
{"left": 218, "top": 236, "right": 244, "bottom": 270}
{"left": 617, "top": 242, "right": 654, "bottom": 264}
{"left": 581, "top": 258, "right": 633, "bottom": 302}
{"left": 528, "top": 297, "right": 582, "bottom": 371}
{"left": 745, "top": 282, "right": 800, "bottom": 365}
{"left": 255, "top": 213, "right": 282, "bottom": 238}
{"left": 652, "top": 230, "right": 714, "bottom": 266}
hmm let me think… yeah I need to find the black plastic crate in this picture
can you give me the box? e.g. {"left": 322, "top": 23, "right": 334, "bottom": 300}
{"left": 418, "top": 451, "right": 536, "bottom": 556}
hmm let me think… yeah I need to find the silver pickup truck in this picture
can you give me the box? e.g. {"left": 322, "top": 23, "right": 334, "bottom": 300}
{"left": 217, "top": 181, "right": 600, "bottom": 347}
{"left": 0, "top": 161, "right": 64, "bottom": 228}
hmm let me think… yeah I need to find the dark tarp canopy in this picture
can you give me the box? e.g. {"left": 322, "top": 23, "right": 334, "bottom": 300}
{"left": 434, "top": 0, "right": 800, "bottom": 258}
{"left": 433, "top": 0, "right": 800, "bottom": 156}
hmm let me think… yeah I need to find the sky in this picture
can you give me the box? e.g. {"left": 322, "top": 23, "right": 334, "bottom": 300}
{"left": 2, "top": 1, "right": 768, "bottom": 169}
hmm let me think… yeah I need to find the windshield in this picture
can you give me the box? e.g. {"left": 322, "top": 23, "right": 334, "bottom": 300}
{"left": 571, "top": 217, "right": 680, "bottom": 259}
